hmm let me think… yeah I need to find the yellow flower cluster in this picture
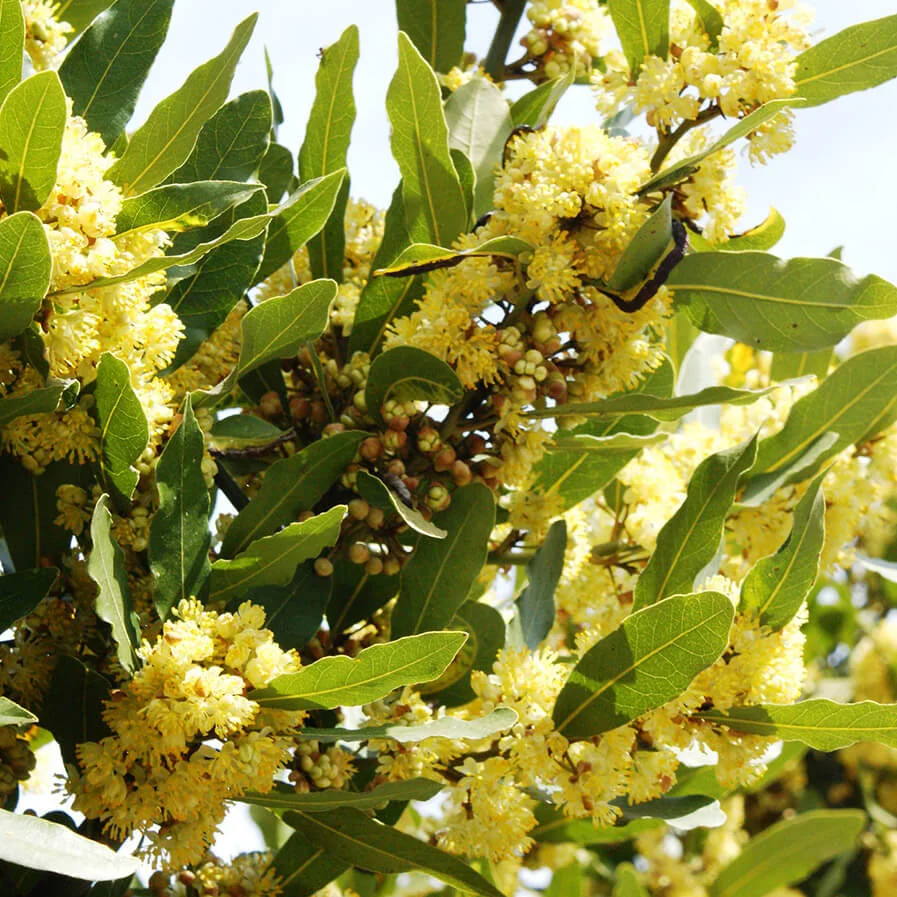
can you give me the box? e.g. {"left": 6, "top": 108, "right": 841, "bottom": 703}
{"left": 23, "top": 0, "right": 72, "bottom": 70}
{"left": 69, "top": 599, "right": 302, "bottom": 868}
{"left": 0, "top": 725, "right": 36, "bottom": 800}
{"left": 521, "top": 0, "right": 612, "bottom": 80}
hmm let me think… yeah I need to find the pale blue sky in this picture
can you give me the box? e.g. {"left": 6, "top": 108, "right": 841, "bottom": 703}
{"left": 132, "top": 1, "right": 897, "bottom": 280}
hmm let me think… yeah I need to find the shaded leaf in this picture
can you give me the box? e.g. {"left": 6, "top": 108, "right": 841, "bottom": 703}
{"left": 356, "top": 469, "right": 446, "bottom": 539}
{"left": 0, "top": 211, "right": 52, "bottom": 341}
{"left": 0, "top": 697, "right": 37, "bottom": 727}
{"left": 770, "top": 347, "right": 832, "bottom": 382}
{"left": 271, "top": 834, "right": 347, "bottom": 897}
{"left": 518, "top": 520, "right": 566, "bottom": 649}
{"left": 510, "top": 69, "right": 575, "bottom": 127}
{"left": 682, "top": 0, "right": 723, "bottom": 50}
{"left": 608, "top": 0, "right": 670, "bottom": 73}
{"left": 0, "top": 380, "right": 73, "bottom": 428}
{"left": 0, "top": 567, "right": 57, "bottom": 632}
{"left": 396, "top": 0, "right": 466, "bottom": 73}
{"left": 257, "top": 141, "right": 294, "bottom": 203}
{"left": 607, "top": 195, "right": 673, "bottom": 292}
{"left": 326, "top": 561, "right": 400, "bottom": 635}
{"left": 240, "top": 778, "right": 442, "bottom": 813}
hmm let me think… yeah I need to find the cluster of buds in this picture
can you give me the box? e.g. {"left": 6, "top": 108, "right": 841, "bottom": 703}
{"left": 497, "top": 314, "right": 568, "bottom": 407}
{"left": 289, "top": 739, "right": 356, "bottom": 791}
{"left": 0, "top": 726, "right": 35, "bottom": 800}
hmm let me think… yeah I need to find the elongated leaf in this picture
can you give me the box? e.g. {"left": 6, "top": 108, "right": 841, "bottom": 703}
{"left": 0, "top": 71, "right": 66, "bottom": 212}
{"left": 709, "top": 810, "right": 865, "bottom": 897}
{"left": 44, "top": 655, "right": 111, "bottom": 765}
{"left": 548, "top": 432, "right": 666, "bottom": 453}
{"left": 392, "top": 483, "right": 495, "bottom": 637}
{"left": 283, "top": 807, "right": 504, "bottom": 897}
{"left": 739, "top": 474, "right": 824, "bottom": 629}
{"left": 554, "top": 591, "right": 734, "bottom": 738}
{"left": 167, "top": 90, "right": 272, "bottom": 183}
{"left": 0, "top": 212, "right": 52, "bottom": 341}
{"left": 668, "top": 251, "right": 897, "bottom": 352}
{"left": 107, "top": 14, "right": 256, "bottom": 193}
{"left": 258, "top": 141, "right": 294, "bottom": 202}
{"left": 149, "top": 395, "right": 211, "bottom": 620}
{"left": 300, "top": 25, "right": 359, "bottom": 282}
{"left": 356, "top": 469, "right": 446, "bottom": 539}
{"left": 255, "top": 169, "right": 347, "bottom": 282}
{"left": 633, "top": 437, "right": 758, "bottom": 609}
{"left": 518, "top": 520, "right": 566, "bottom": 649}
{"left": 0, "top": 809, "right": 140, "bottom": 880}
{"left": 396, "top": 0, "right": 466, "bottom": 73}
{"left": 683, "top": 0, "right": 723, "bottom": 50}
{"left": 94, "top": 353, "right": 148, "bottom": 500}
{"left": 374, "top": 236, "right": 532, "bottom": 278}
{"left": 445, "top": 78, "right": 513, "bottom": 218}
{"left": 794, "top": 15, "right": 897, "bottom": 107}
{"left": 365, "top": 346, "right": 463, "bottom": 426}
{"left": 607, "top": 195, "right": 673, "bottom": 292}
{"left": 0, "top": 0, "right": 23, "bottom": 105}
{"left": 719, "top": 208, "right": 785, "bottom": 252}
{"left": 326, "top": 561, "right": 400, "bottom": 635}
{"left": 88, "top": 495, "right": 140, "bottom": 673}
{"left": 56, "top": 0, "right": 115, "bottom": 33}
{"left": 271, "top": 834, "right": 348, "bottom": 897}
{"left": 0, "top": 567, "right": 57, "bottom": 632}
{"left": 608, "top": 0, "right": 670, "bottom": 73}
{"left": 221, "top": 431, "right": 366, "bottom": 557}
{"left": 250, "top": 631, "right": 467, "bottom": 710}
{"left": 701, "top": 699, "right": 897, "bottom": 750}
{"left": 0, "top": 697, "right": 36, "bottom": 727}
{"left": 388, "top": 33, "right": 468, "bottom": 245}
{"left": 300, "top": 707, "right": 518, "bottom": 743}
{"left": 115, "top": 181, "right": 260, "bottom": 236}
{"left": 533, "top": 803, "right": 662, "bottom": 844}
{"left": 0, "top": 381, "right": 74, "bottom": 430}
{"left": 770, "top": 346, "right": 833, "bottom": 382}
{"left": 510, "top": 69, "right": 574, "bottom": 127}
{"left": 59, "top": 0, "right": 173, "bottom": 146}
{"left": 210, "top": 505, "right": 346, "bottom": 603}
{"left": 241, "top": 778, "right": 442, "bottom": 813}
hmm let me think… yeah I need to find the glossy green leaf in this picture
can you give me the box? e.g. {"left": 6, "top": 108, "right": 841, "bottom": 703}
{"left": 794, "top": 15, "right": 897, "bottom": 107}
{"left": 58, "top": 0, "right": 173, "bottom": 146}
{"left": 365, "top": 346, "right": 463, "bottom": 426}
{"left": 739, "top": 474, "right": 825, "bottom": 629}
{"left": 88, "top": 494, "right": 140, "bottom": 674}
{"left": 518, "top": 520, "right": 566, "bottom": 650}
{"left": 149, "top": 395, "right": 211, "bottom": 620}
{"left": 0, "top": 0, "right": 23, "bottom": 105}
{"left": 94, "top": 353, "right": 148, "bottom": 500}
{"left": 326, "top": 561, "right": 400, "bottom": 635}
{"left": 374, "top": 235, "right": 532, "bottom": 277}
{"left": 608, "top": 0, "right": 670, "bottom": 73}
{"left": 388, "top": 32, "right": 468, "bottom": 245}
{"left": 532, "top": 803, "right": 662, "bottom": 844}
{"left": 0, "top": 697, "right": 36, "bottom": 727}
{"left": 607, "top": 195, "right": 673, "bottom": 292}
{"left": 299, "top": 25, "right": 359, "bottom": 282}
{"left": 445, "top": 78, "right": 513, "bottom": 218}
{"left": 356, "top": 469, "right": 446, "bottom": 538}
{"left": 44, "top": 655, "right": 111, "bottom": 765}
{"left": 0, "top": 71, "right": 66, "bottom": 212}
{"left": 283, "top": 807, "right": 504, "bottom": 897}
{"left": 167, "top": 90, "right": 272, "bottom": 183}
{"left": 709, "top": 810, "right": 865, "bottom": 897}
{"left": 683, "top": 0, "right": 723, "bottom": 50}
{"left": 255, "top": 169, "right": 347, "bottom": 282}
{"left": 107, "top": 14, "right": 256, "bottom": 193}
{"left": 700, "top": 699, "right": 897, "bottom": 750}
{"left": 249, "top": 631, "right": 467, "bottom": 710}
{"left": 668, "top": 251, "right": 897, "bottom": 352}
{"left": 241, "top": 778, "right": 442, "bottom": 813}
{"left": 220, "top": 431, "right": 366, "bottom": 557}
{"left": 299, "top": 707, "right": 518, "bottom": 743}
{"left": 270, "top": 833, "right": 348, "bottom": 897}
{"left": 0, "top": 567, "right": 57, "bottom": 632}
{"left": 0, "top": 809, "right": 140, "bottom": 880}
{"left": 614, "top": 864, "right": 648, "bottom": 897}
{"left": 392, "top": 483, "right": 495, "bottom": 637}
{"left": 770, "top": 347, "right": 833, "bottom": 382}
{"left": 554, "top": 591, "right": 734, "bottom": 738}
{"left": 210, "top": 505, "right": 346, "bottom": 603}
{"left": 633, "top": 436, "right": 758, "bottom": 609}
{"left": 510, "top": 68, "right": 575, "bottom": 127}
{"left": 0, "top": 212, "right": 52, "bottom": 341}
{"left": 396, "top": 0, "right": 466, "bottom": 73}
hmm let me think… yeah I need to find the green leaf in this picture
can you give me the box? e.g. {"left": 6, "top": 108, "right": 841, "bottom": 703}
{"left": 58, "top": 0, "right": 174, "bottom": 147}
{"left": 709, "top": 810, "right": 865, "bottom": 897}
{"left": 396, "top": 0, "right": 466, "bottom": 73}
{"left": 356, "top": 469, "right": 447, "bottom": 539}
{"left": 0, "top": 0, "right": 23, "bottom": 105}
{"left": 0, "top": 809, "right": 141, "bottom": 880}
{"left": 220, "top": 431, "right": 366, "bottom": 557}
{"left": 365, "top": 346, "right": 464, "bottom": 426}
{"left": 282, "top": 807, "right": 505, "bottom": 897}
{"left": 0, "top": 567, "right": 57, "bottom": 632}
{"left": 299, "top": 25, "right": 359, "bottom": 282}
{"left": 299, "top": 707, "right": 518, "bottom": 743}
{"left": 241, "top": 778, "right": 442, "bottom": 813}
{"left": 608, "top": 0, "right": 670, "bottom": 73}
{"left": 209, "top": 505, "right": 346, "bottom": 603}
{"left": 739, "top": 474, "right": 825, "bottom": 630}
{"left": 518, "top": 520, "right": 566, "bottom": 649}
{"left": 115, "top": 181, "right": 261, "bottom": 237}
{"left": 444, "top": 78, "right": 513, "bottom": 218}
{"left": 93, "top": 353, "right": 148, "bottom": 501}
{"left": 211, "top": 414, "right": 284, "bottom": 443}
{"left": 532, "top": 803, "right": 662, "bottom": 845}
{"left": 633, "top": 436, "right": 758, "bottom": 609}
{"left": 547, "top": 432, "right": 666, "bottom": 453}
{"left": 700, "top": 699, "right": 897, "bottom": 750}
{"left": 374, "top": 235, "right": 532, "bottom": 277}
{"left": 249, "top": 631, "right": 467, "bottom": 710}
{"left": 326, "top": 561, "right": 400, "bottom": 635}
{"left": 718, "top": 208, "right": 786, "bottom": 252}
{"left": 0, "top": 211, "right": 52, "bottom": 341}
{"left": 0, "top": 380, "right": 75, "bottom": 429}
{"left": 88, "top": 494, "right": 141, "bottom": 674}
{"left": 392, "top": 483, "right": 495, "bottom": 637}
{"left": 510, "top": 69, "right": 574, "bottom": 127}
{"left": 553, "top": 591, "right": 734, "bottom": 738}
{"left": 0, "top": 697, "right": 37, "bottom": 727}
{"left": 167, "top": 90, "right": 272, "bottom": 183}
{"left": 257, "top": 141, "right": 294, "bottom": 203}
{"left": 614, "top": 864, "right": 648, "bottom": 897}
{"left": 44, "top": 655, "right": 111, "bottom": 765}
{"left": 794, "top": 15, "right": 897, "bottom": 107}
{"left": 107, "top": 14, "right": 257, "bottom": 193}
{"left": 682, "top": 0, "right": 723, "bottom": 50}
{"left": 270, "top": 834, "right": 348, "bottom": 897}
{"left": 0, "top": 71, "right": 66, "bottom": 212}
{"left": 770, "top": 346, "right": 832, "bottom": 383}
{"left": 148, "top": 395, "right": 211, "bottom": 620}
{"left": 607, "top": 195, "right": 673, "bottom": 292}
{"left": 388, "top": 32, "right": 468, "bottom": 245}
{"left": 56, "top": 0, "right": 115, "bottom": 33}
{"left": 255, "top": 169, "right": 347, "bottom": 283}
{"left": 452, "top": 147, "right": 475, "bottom": 221}
{"left": 668, "top": 251, "right": 897, "bottom": 352}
